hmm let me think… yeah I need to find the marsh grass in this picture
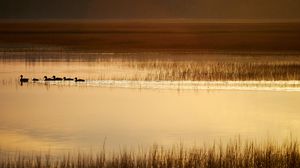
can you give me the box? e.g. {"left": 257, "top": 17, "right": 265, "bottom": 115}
{"left": 1, "top": 140, "right": 300, "bottom": 168}
{"left": 2, "top": 51, "right": 300, "bottom": 81}
{"left": 120, "top": 56, "right": 300, "bottom": 81}
{"left": 67, "top": 56, "right": 300, "bottom": 82}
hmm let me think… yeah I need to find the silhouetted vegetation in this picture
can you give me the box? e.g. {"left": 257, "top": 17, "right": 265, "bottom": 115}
{"left": 1, "top": 51, "right": 300, "bottom": 81}
{"left": 125, "top": 61, "right": 300, "bottom": 81}
{"left": 1, "top": 139, "right": 300, "bottom": 168}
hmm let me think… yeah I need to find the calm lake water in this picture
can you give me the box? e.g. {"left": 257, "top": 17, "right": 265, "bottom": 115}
{"left": 1, "top": 52, "right": 300, "bottom": 153}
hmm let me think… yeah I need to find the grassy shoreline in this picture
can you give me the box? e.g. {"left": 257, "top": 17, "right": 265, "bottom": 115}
{"left": 1, "top": 51, "right": 300, "bottom": 81}
{"left": 1, "top": 140, "right": 299, "bottom": 168}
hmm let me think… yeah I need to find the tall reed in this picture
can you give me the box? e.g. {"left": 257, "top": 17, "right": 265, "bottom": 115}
{"left": 123, "top": 60, "right": 300, "bottom": 81}
{"left": 1, "top": 140, "right": 299, "bottom": 168}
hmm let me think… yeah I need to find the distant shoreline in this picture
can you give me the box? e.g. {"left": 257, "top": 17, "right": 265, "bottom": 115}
{"left": 1, "top": 18, "right": 300, "bottom": 23}
{"left": 0, "top": 21, "right": 300, "bottom": 52}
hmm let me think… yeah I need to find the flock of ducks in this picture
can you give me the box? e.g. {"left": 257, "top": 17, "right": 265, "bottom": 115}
{"left": 20, "top": 75, "right": 85, "bottom": 83}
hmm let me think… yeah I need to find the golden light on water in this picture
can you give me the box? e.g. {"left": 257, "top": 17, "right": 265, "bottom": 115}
{"left": 0, "top": 18, "right": 300, "bottom": 167}
{"left": 1, "top": 57, "right": 300, "bottom": 153}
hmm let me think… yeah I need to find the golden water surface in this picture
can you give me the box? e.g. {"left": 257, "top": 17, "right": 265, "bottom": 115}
{"left": 0, "top": 56, "right": 300, "bottom": 153}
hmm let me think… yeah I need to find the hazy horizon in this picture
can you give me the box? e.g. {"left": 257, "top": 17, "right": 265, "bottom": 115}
{"left": 1, "top": 0, "right": 300, "bottom": 20}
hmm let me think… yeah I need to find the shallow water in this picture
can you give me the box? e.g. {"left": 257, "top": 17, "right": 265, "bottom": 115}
{"left": 1, "top": 53, "right": 300, "bottom": 153}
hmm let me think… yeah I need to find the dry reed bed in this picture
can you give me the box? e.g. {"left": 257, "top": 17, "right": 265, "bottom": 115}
{"left": 1, "top": 140, "right": 300, "bottom": 168}
{"left": 2, "top": 51, "right": 300, "bottom": 81}
{"left": 65, "top": 58, "right": 300, "bottom": 82}
{"left": 118, "top": 60, "right": 300, "bottom": 81}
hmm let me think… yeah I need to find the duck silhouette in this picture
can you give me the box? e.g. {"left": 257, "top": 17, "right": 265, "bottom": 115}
{"left": 32, "top": 78, "right": 39, "bottom": 82}
{"left": 44, "top": 76, "right": 54, "bottom": 81}
{"left": 75, "top": 77, "right": 85, "bottom": 82}
{"left": 20, "top": 75, "right": 29, "bottom": 83}
{"left": 63, "top": 77, "right": 74, "bottom": 81}
{"left": 52, "top": 76, "right": 63, "bottom": 81}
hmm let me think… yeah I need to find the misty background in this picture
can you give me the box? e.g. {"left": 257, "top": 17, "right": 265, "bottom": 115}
{"left": 0, "top": 0, "right": 300, "bottom": 20}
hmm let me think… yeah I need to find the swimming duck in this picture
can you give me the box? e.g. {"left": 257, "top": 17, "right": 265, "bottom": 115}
{"left": 32, "top": 78, "right": 39, "bottom": 82}
{"left": 63, "top": 77, "right": 74, "bottom": 81}
{"left": 52, "top": 76, "right": 63, "bottom": 81}
{"left": 20, "top": 75, "right": 29, "bottom": 82}
{"left": 44, "top": 76, "right": 54, "bottom": 81}
{"left": 75, "top": 77, "right": 85, "bottom": 82}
